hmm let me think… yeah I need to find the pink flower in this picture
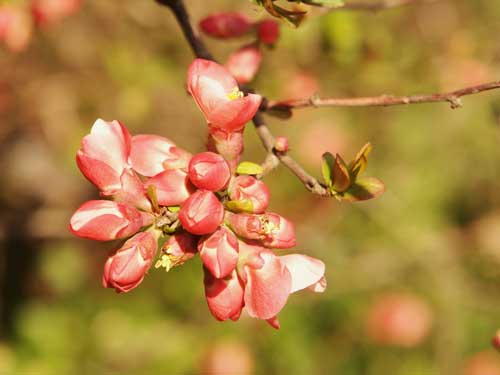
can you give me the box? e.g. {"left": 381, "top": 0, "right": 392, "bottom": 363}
{"left": 161, "top": 231, "right": 198, "bottom": 268}
{"left": 188, "top": 151, "right": 231, "bottom": 192}
{"left": 105, "top": 169, "right": 152, "bottom": 212}
{"left": 102, "top": 231, "right": 158, "bottom": 293}
{"left": 199, "top": 227, "right": 239, "bottom": 278}
{"left": 199, "top": 12, "right": 253, "bottom": 39}
{"left": 228, "top": 175, "right": 270, "bottom": 214}
{"left": 76, "top": 119, "right": 131, "bottom": 194}
{"left": 69, "top": 200, "right": 152, "bottom": 241}
{"left": 226, "top": 212, "right": 296, "bottom": 249}
{"left": 179, "top": 190, "right": 224, "bottom": 235}
{"left": 129, "top": 134, "right": 191, "bottom": 177}
{"left": 204, "top": 269, "right": 244, "bottom": 321}
{"left": 145, "top": 169, "right": 194, "bottom": 207}
{"left": 31, "top": 0, "right": 81, "bottom": 27}
{"left": 187, "top": 59, "right": 262, "bottom": 132}
{"left": 257, "top": 20, "right": 280, "bottom": 45}
{"left": 226, "top": 45, "right": 262, "bottom": 85}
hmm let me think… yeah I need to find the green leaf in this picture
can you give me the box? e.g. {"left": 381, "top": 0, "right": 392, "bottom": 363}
{"left": 225, "top": 199, "right": 254, "bottom": 214}
{"left": 332, "top": 154, "right": 351, "bottom": 192}
{"left": 321, "top": 152, "right": 335, "bottom": 187}
{"left": 349, "top": 142, "right": 372, "bottom": 179}
{"left": 340, "top": 177, "right": 386, "bottom": 202}
{"left": 236, "top": 161, "right": 264, "bottom": 175}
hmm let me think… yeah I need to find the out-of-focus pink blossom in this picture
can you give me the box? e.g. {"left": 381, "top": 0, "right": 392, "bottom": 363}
{"left": 274, "top": 136, "right": 289, "bottom": 153}
{"left": 187, "top": 59, "right": 262, "bottom": 132}
{"left": 102, "top": 231, "right": 158, "bottom": 293}
{"left": 199, "top": 227, "right": 239, "bottom": 278}
{"left": 0, "top": 6, "right": 32, "bottom": 53}
{"left": 145, "top": 169, "right": 194, "bottom": 207}
{"left": 204, "top": 269, "right": 244, "bottom": 321}
{"left": 76, "top": 119, "right": 131, "bottom": 194}
{"left": 129, "top": 134, "right": 191, "bottom": 177}
{"left": 69, "top": 200, "right": 151, "bottom": 241}
{"left": 226, "top": 45, "right": 262, "bottom": 85}
{"left": 188, "top": 152, "right": 231, "bottom": 192}
{"left": 31, "top": 0, "right": 81, "bottom": 27}
{"left": 226, "top": 212, "right": 296, "bottom": 248}
{"left": 179, "top": 190, "right": 224, "bottom": 235}
{"left": 201, "top": 341, "right": 254, "bottom": 375}
{"left": 257, "top": 19, "right": 280, "bottom": 45}
{"left": 199, "top": 12, "right": 253, "bottom": 39}
{"left": 366, "top": 293, "right": 433, "bottom": 347}
{"left": 228, "top": 175, "right": 270, "bottom": 214}
{"left": 464, "top": 351, "right": 500, "bottom": 375}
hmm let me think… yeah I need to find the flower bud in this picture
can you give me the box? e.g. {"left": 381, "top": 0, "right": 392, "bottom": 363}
{"left": 179, "top": 190, "right": 224, "bottom": 235}
{"left": 226, "top": 45, "right": 262, "bottom": 85}
{"left": 160, "top": 231, "right": 198, "bottom": 270}
{"left": 145, "top": 169, "right": 194, "bottom": 206}
{"left": 31, "top": 0, "right": 81, "bottom": 27}
{"left": 102, "top": 231, "right": 158, "bottom": 293}
{"left": 207, "top": 128, "right": 244, "bottom": 173}
{"left": 187, "top": 59, "right": 262, "bottom": 132}
{"left": 130, "top": 134, "right": 191, "bottom": 177}
{"left": 226, "top": 212, "right": 296, "bottom": 249}
{"left": 274, "top": 136, "right": 289, "bottom": 153}
{"left": 76, "top": 119, "right": 131, "bottom": 194}
{"left": 228, "top": 175, "right": 270, "bottom": 214}
{"left": 69, "top": 200, "right": 151, "bottom": 241}
{"left": 199, "top": 227, "right": 239, "bottom": 278}
{"left": 188, "top": 152, "right": 231, "bottom": 192}
{"left": 492, "top": 330, "right": 500, "bottom": 352}
{"left": 199, "top": 12, "right": 253, "bottom": 39}
{"left": 204, "top": 268, "right": 244, "bottom": 321}
{"left": 257, "top": 20, "right": 280, "bottom": 45}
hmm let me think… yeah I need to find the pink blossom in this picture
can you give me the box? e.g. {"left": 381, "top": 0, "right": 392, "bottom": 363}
{"left": 199, "top": 227, "right": 239, "bottom": 278}
{"left": 204, "top": 269, "right": 244, "bottom": 321}
{"left": 145, "top": 169, "right": 194, "bottom": 207}
{"left": 69, "top": 200, "right": 151, "bottom": 241}
{"left": 161, "top": 231, "right": 198, "bottom": 268}
{"left": 257, "top": 20, "right": 280, "bottom": 45}
{"left": 179, "top": 190, "right": 224, "bottom": 235}
{"left": 188, "top": 151, "right": 231, "bottom": 192}
{"left": 0, "top": 5, "right": 32, "bottom": 52}
{"left": 129, "top": 134, "right": 191, "bottom": 177}
{"left": 228, "top": 175, "right": 270, "bottom": 214}
{"left": 187, "top": 59, "right": 262, "bottom": 132}
{"left": 76, "top": 119, "right": 131, "bottom": 193}
{"left": 104, "top": 169, "right": 152, "bottom": 212}
{"left": 199, "top": 12, "right": 253, "bottom": 39}
{"left": 102, "top": 231, "right": 158, "bottom": 293}
{"left": 31, "top": 0, "right": 81, "bottom": 27}
{"left": 226, "top": 45, "right": 262, "bottom": 85}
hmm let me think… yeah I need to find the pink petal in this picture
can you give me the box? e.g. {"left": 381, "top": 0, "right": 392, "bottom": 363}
{"left": 145, "top": 169, "right": 194, "bottom": 206}
{"left": 204, "top": 269, "right": 244, "bottom": 321}
{"left": 279, "top": 254, "right": 326, "bottom": 294}
{"left": 208, "top": 93, "right": 262, "bottom": 132}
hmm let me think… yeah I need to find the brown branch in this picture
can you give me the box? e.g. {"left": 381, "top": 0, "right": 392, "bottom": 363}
{"left": 263, "top": 81, "right": 500, "bottom": 112}
{"left": 156, "top": 0, "right": 331, "bottom": 197}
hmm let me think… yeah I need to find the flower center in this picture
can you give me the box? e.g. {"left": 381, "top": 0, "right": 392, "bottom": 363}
{"left": 226, "top": 87, "right": 244, "bottom": 100}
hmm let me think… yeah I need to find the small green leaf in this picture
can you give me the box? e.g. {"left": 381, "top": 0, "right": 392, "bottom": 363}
{"left": 236, "top": 161, "right": 264, "bottom": 175}
{"left": 321, "top": 152, "right": 335, "bottom": 187}
{"left": 332, "top": 154, "right": 351, "bottom": 192}
{"left": 340, "top": 177, "right": 386, "bottom": 202}
{"left": 225, "top": 199, "right": 254, "bottom": 213}
{"left": 349, "top": 142, "right": 372, "bottom": 179}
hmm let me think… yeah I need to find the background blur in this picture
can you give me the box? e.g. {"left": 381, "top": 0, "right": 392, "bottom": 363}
{"left": 1, "top": 0, "right": 500, "bottom": 374}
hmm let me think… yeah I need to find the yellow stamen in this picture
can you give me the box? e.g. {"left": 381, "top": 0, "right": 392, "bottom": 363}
{"left": 227, "top": 87, "right": 244, "bottom": 100}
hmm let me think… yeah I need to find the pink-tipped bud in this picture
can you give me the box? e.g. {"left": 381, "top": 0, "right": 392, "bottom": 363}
{"left": 161, "top": 231, "right": 198, "bottom": 269}
{"left": 226, "top": 45, "right": 262, "bottom": 85}
{"left": 130, "top": 134, "right": 191, "bottom": 177}
{"left": 102, "top": 231, "right": 158, "bottom": 293}
{"left": 492, "top": 331, "right": 500, "bottom": 352}
{"left": 145, "top": 169, "right": 194, "bottom": 207}
{"left": 69, "top": 200, "right": 151, "bottom": 241}
{"left": 274, "top": 136, "right": 289, "bottom": 153}
{"left": 179, "top": 190, "right": 224, "bottom": 235}
{"left": 187, "top": 59, "right": 262, "bottom": 132}
{"left": 76, "top": 119, "right": 131, "bottom": 194}
{"left": 204, "top": 269, "right": 244, "bottom": 321}
{"left": 226, "top": 212, "right": 296, "bottom": 249}
{"left": 31, "top": 0, "right": 81, "bottom": 27}
{"left": 257, "top": 20, "right": 280, "bottom": 45}
{"left": 199, "top": 227, "right": 239, "bottom": 278}
{"left": 188, "top": 152, "right": 231, "bottom": 192}
{"left": 199, "top": 12, "right": 253, "bottom": 39}
{"left": 228, "top": 175, "right": 270, "bottom": 214}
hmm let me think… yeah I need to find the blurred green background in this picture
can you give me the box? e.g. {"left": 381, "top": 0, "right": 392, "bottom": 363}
{"left": 1, "top": 0, "right": 500, "bottom": 374}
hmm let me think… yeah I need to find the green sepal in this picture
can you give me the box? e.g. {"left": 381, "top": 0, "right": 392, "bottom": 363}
{"left": 167, "top": 206, "right": 180, "bottom": 213}
{"left": 225, "top": 199, "right": 254, "bottom": 214}
{"left": 236, "top": 161, "right": 264, "bottom": 175}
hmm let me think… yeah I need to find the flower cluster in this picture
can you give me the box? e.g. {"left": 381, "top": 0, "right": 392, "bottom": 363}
{"left": 70, "top": 59, "right": 326, "bottom": 328}
{"left": 199, "top": 12, "right": 280, "bottom": 84}
{"left": 0, "top": 0, "right": 81, "bottom": 52}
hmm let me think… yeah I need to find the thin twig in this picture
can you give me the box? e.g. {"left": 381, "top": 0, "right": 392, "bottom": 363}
{"left": 263, "top": 81, "right": 500, "bottom": 112}
{"left": 156, "top": 0, "right": 331, "bottom": 196}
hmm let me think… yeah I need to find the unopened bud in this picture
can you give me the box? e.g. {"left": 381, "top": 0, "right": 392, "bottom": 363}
{"left": 188, "top": 152, "right": 231, "bottom": 192}
{"left": 179, "top": 190, "right": 224, "bottom": 235}
{"left": 274, "top": 136, "right": 289, "bottom": 152}
{"left": 199, "top": 12, "right": 253, "bottom": 39}
{"left": 257, "top": 20, "right": 280, "bottom": 45}
{"left": 228, "top": 175, "right": 270, "bottom": 214}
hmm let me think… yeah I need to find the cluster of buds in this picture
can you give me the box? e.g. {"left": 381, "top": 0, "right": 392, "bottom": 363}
{"left": 199, "top": 12, "right": 280, "bottom": 84}
{"left": 70, "top": 59, "right": 326, "bottom": 328}
{"left": 0, "top": 0, "right": 81, "bottom": 52}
